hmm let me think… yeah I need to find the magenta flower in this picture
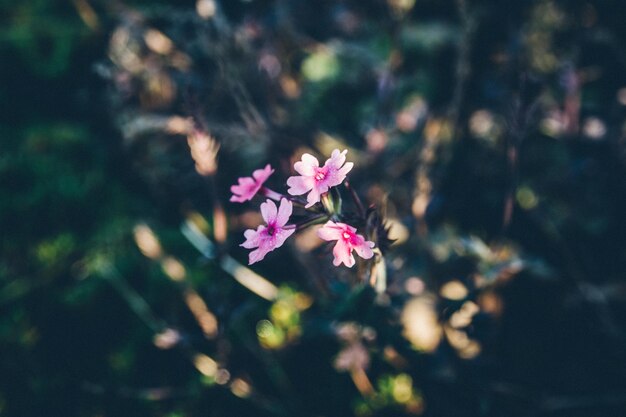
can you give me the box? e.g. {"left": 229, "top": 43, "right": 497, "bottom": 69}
{"left": 241, "top": 198, "right": 295, "bottom": 264}
{"left": 287, "top": 149, "right": 354, "bottom": 208}
{"left": 230, "top": 164, "right": 274, "bottom": 203}
{"left": 317, "top": 221, "right": 375, "bottom": 268}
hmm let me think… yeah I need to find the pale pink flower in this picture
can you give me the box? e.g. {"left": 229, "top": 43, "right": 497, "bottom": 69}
{"left": 230, "top": 164, "right": 274, "bottom": 203}
{"left": 287, "top": 149, "right": 354, "bottom": 208}
{"left": 241, "top": 198, "right": 295, "bottom": 264}
{"left": 334, "top": 342, "right": 370, "bottom": 372}
{"left": 317, "top": 221, "right": 375, "bottom": 267}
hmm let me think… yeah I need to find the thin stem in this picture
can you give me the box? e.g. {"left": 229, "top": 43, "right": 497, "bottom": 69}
{"left": 344, "top": 180, "right": 366, "bottom": 219}
{"left": 260, "top": 187, "right": 310, "bottom": 208}
{"left": 260, "top": 186, "right": 285, "bottom": 201}
{"left": 350, "top": 368, "right": 375, "bottom": 397}
{"left": 449, "top": 0, "right": 476, "bottom": 135}
{"left": 283, "top": 214, "right": 329, "bottom": 232}
{"left": 99, "top": 261, "right": 167, "bottom": 334}
{"left": 502, "top": 74, "right": 540, "bottom": 231}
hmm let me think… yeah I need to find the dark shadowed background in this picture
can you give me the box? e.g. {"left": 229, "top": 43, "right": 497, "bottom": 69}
{"left": 2, "top": 0, "right": 626, "bottom": 416}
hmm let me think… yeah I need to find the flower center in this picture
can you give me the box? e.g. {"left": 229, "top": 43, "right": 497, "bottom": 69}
{"left": 342, "top": 231, "right": 351, "bottom": 240}
{"left": 314, "top": 170, "right": 326, "bottom": 181}
{"left": 267, "top": 224, "right": 276, "bottom": 236}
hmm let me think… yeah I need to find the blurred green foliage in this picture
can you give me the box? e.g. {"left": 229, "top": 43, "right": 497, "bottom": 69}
{"left": 0, "top": 0, "right": 89, "bottom": 76}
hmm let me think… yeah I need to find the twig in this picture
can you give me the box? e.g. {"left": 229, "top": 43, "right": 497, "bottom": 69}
{"left": 344, "top": 180, "right": 366, "bottom": 219}
{"left": 98, "top": 261, "right": 168, "bottom": 334}
{"left": 502, "top": 74, "right": 541, "bottom": 230}
{"left": 449, "top": 0, "right": 477, "bottom": 135}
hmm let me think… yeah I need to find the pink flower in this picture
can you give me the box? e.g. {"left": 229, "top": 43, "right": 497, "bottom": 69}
{"left": 317, "top": 221, "right": 375, "bottom": 268}
{"left": 241, "top": 198, "right": 295, "bottom": 264}
{"left": 230, "top": 164, "right": 274, "bottom": 203}
{"left": 287, "top": 149, "right": 354, "bottom": 208}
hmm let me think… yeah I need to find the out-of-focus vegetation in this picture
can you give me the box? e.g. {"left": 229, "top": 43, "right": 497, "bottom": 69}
{"left": 2, "top": 1, "right": 626, "bottom": 416}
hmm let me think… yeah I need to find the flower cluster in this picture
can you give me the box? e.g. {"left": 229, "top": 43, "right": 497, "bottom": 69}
{"left": 230, "top": 149, "right": 376, "bottom": 267}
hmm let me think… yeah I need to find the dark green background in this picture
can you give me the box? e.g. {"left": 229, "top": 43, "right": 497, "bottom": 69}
{"left": 2, "top": 1, "right": 626, "bottom": 416}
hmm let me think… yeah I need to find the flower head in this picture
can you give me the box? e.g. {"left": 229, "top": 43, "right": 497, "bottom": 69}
{"left": 287, "top": 149, "right": 353, "bottom": 208}
{"left": 230, "top": 164, "right": 274, "bottom": 203}
{"left": 241, "top": 198, "right": 295, "bottom": 264}
{"left": 317, "top": 221, "right": 375, "bottom": 267}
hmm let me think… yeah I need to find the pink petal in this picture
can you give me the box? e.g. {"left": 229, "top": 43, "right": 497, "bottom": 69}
{"left": 240, "top": 226, "right": 264, "bottom": 249}
{"left": 252, "top": 164, "right": 274, "bottom": 182}
{"left": 260, "top": 199, "right": 278, "bottom": 224}
{"left": 354, "top": 240, "right": 375, "bottom": 260}
{"left": 230, "top": 165, "right": 273, "bottom": 204}
{"left": 334, "top": 161, "right": 353, "bottom": 183}
{"left": 333, "top": 239, "right": 355, "bottom": 267}
{"left": 275, "top": 198, "right": 293, "bottom": 227}
{"left": 249, "top": 246, "right": 270, "bottom": 264}
{"left": 324, "top": 149, "right": 347, "bottom": 170}
{"left": 287, "top": 175, "right": 314, "bottom": 196}
{"left": 305, "top": 186, "right": 322, "bottom": 208}
{"left": 247, "top": 227, "right": 295, "bottom": 264}
{"left": 332, "top": 221, "right": 357, "bottom": 235}
{"left": 294, "top": 153, "right": 319, "bottom": 176}
{"left": 230, "top": 177, "right": 258, "bottom": 202}
{"left": 231, "top": 179, "right": 250, "bottom": 194}
{"left": 324, "top": 150, "right": 353, "bottom": 187}
{"left": 272, "top": 227, "right": 296, "bottom": 248}
{"left": 240, "top": 177, "right": 256, "bottom": 187}
{"left": 317, "top": 221, "right": 343, "bottom": 241}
